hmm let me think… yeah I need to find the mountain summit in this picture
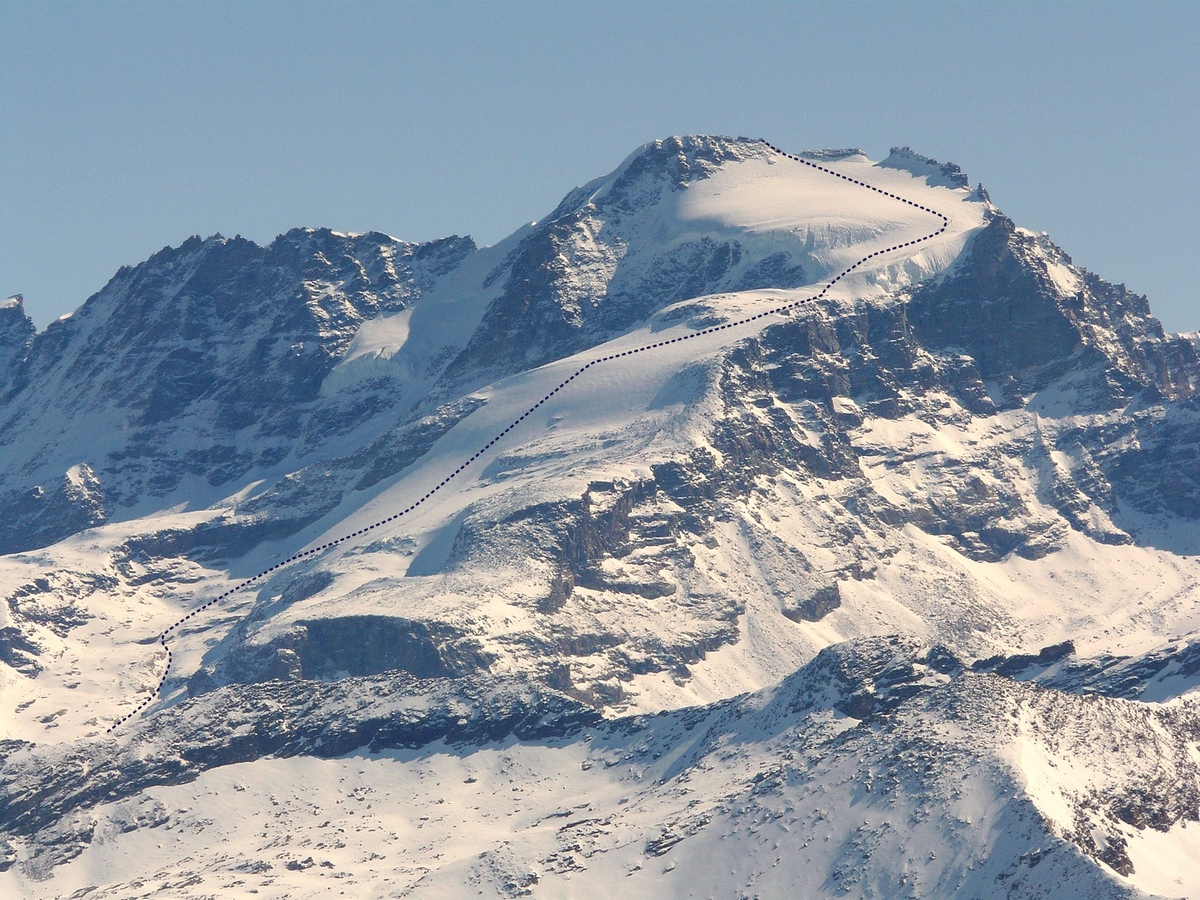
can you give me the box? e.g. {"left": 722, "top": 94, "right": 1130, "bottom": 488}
{"left": 1, "top": 136, "right": 1199, "bottom": 898}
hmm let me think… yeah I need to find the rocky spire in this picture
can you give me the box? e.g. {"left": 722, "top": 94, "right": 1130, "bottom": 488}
{"left": 0, "top": 295, "right": 35, "bottom": 391}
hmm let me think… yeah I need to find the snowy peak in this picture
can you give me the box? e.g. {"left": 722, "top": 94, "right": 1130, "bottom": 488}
{"left": 879, "top": 145, "right": 972, "bottom": 190}
{"left": 439, "top": 136, "right": 801, "bottom": 386}
{"left": 441, "top": 135, "right": 987, "bottom": 390}
{"left": 604, "top": 133, "right": 773, "bottom": 193}
{"left": 4, "top": 136, "right": 1200, "bottom": 897}
{"left": 544, "top": 134, "right": 771, "bottom": 224}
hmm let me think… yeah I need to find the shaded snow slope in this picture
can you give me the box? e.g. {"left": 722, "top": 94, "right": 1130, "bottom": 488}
{"left": 2, "top": 639, "right": 1196, "bottom": 898}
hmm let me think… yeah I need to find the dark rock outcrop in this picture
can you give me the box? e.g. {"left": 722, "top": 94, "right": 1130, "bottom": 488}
{"left": 0, "top": 296, "right": 34, "bottom": 389}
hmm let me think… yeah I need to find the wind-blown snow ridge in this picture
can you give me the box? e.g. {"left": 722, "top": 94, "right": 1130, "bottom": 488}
{"left": 104, "top": 139, "right": 949, "bottom": 733}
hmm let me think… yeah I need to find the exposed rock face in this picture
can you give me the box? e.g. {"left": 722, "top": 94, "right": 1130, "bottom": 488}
{"left": 0, "top": 465, "right": 107, "bottom": 558}
{"left": 0, "top": 296, "right": 35, "bottom": 390}
{"left": 907, "top": 214, "right": 1199, "bottom": 401}
{"left": 879, "top": 146, "right": 971, "bottom": 189}
{"left": 194, "top": 614, "right": 495, "bottom": 691}
{"left": 1100, "top": 399, "right": 1200, "bottom": 521}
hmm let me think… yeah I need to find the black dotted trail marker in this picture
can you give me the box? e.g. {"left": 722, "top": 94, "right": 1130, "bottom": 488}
{"left": 105, "top": 141, "right": 949, "bottom": 733}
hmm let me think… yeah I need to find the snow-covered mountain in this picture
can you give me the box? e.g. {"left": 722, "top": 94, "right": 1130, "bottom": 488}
{"left": 2, "top": 135, "right": 1199, "bottom": 898}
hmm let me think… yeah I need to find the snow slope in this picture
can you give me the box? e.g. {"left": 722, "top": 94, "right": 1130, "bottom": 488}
{"left": 3, "top": 639, "right": 1196, "bottom": 899}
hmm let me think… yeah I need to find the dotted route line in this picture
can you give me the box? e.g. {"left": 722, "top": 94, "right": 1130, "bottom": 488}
{"left": 106, "top": 140, "right": 949, "bottom": 733}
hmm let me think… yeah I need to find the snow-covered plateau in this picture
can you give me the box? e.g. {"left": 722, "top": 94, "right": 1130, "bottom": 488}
{"left": 1, "top": 135, "right": 1199, "bottom": 898}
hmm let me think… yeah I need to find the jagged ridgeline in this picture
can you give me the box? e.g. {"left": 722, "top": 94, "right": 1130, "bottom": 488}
{"left": 1, "top": 136, "right": 1199, "bottom": 898}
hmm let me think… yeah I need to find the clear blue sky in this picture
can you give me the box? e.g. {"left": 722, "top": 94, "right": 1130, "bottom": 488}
{"left": 3, "top": 1, "right": 1197, "bottom": 331}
